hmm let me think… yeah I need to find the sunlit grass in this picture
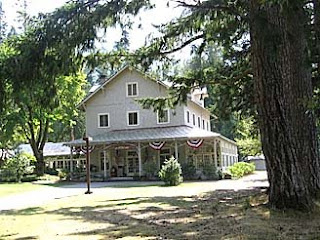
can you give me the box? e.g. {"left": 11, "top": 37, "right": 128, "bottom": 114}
{"left": 0, "top": 182, "right": 45, "bottom": 197}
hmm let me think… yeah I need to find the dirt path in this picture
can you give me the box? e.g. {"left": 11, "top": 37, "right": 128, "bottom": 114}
{"left": 0, "top": 171, "right": 268, "bottom": 211}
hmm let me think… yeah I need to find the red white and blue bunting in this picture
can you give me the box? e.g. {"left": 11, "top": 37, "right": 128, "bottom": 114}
{"left": 187, "top": 139, "right": 204, "bottom": 149}
{"left": 149, "top": 141, "right": 166, "bottom": 150}
{"left": 74, "top": 145, "right": 95, "bottom": 154}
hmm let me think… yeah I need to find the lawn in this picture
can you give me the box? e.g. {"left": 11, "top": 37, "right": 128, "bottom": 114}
{"left": 0, "top": 174, "right": 67, "bottom": 197}
{"left": 0, "top": 182, "right": 45, "bottom": 197}
{"left": 0, "top": 180, "right": 320, "bottom": 240}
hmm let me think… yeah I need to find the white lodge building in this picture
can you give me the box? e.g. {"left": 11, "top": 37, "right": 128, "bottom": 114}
{"left": 67, "top": 66, "right": 238, "bottom": 179}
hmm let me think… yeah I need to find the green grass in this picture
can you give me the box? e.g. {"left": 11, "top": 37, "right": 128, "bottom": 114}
{"left": 0, "top": 182, "right": 45, "bottom": 197}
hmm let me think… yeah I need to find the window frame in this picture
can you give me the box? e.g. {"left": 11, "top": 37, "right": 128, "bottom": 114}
{"left": 126, "top": 82, "right": 139, "bottom": 97}
{"left": 127, "top": 111, "right": 139, "bottom": 126}
{"left": 157, "top": 109, "right": 170, "bottom": 124}
{"left": 186, "top": 110, "right": 190, "bottom": 123}
{"left": 98, "top": 113, "right": 110, "bottom": 128}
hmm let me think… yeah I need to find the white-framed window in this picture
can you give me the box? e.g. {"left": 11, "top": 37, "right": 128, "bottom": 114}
{"left": 207, "top": 121, "right": 210, "bottom": 131}
{"left": 198, "top": 117, "right": 201, "bottom": 128}
{"left": 127, "top": 111, "right": 139, "bottom": 126}
{"left": 98, "top": 113, "right": 109, "bottom": 128}
{"left": 202, "top": 119, "right": 205, "bottom": 129}
{"left": 126, "top": 82, "right": 138, "bottom": 97}
{"left": 157, "top": 109, "right": 170, "bottom": 124}
{"left": 186, "top": 110, "right": 190, "bottom": 123}
{"left": 193, "top": 114, "right": 196, "bottom": 126}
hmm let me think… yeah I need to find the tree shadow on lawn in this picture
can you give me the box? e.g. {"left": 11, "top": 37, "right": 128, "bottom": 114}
{"left": 2, "top": 188, "right": 320, "bottom": 240}
{"left": 38, "top": 181, "right": 163, "bottom": 189}
{"left": 1, "top": 207, "right": 44, "bottom": 216}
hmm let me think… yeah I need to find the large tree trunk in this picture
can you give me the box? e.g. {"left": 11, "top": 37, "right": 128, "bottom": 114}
{"left": 250, "top": 1, "right": 320, "bottom": 210}
{"left": 35, "top": 153, "right": 45, "bottom": 176}
{"left": 28, "top": 118, "right": 49, "bottom": 176}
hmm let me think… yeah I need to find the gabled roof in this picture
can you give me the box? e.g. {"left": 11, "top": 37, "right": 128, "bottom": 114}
{"left": 17, "top": 142, "right": 72, "bottom": 157}
{"left": 66, "top": 125, "right": 236, "bottom": 146}
{"left": 79, "top": 65, "right": 169, "bottom": 107}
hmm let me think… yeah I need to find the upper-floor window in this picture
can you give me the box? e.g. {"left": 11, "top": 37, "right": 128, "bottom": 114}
{"left": 98, "top": 113, "right": 109, "bottom": 128}
{"left": 126, "top": 82, "right": 138, "bottom": 97}
{"left": 193, "top": 114, "right": 196, "bottom": 126}
{"left": 157, "top": 109, "right": 170, "bottom": 124}
{"left": 186, "top": 111, "right": 190, "bottom": 123}
{"left": 202, "top": 119, "right": 205, "bottom": 129}
{"left": 198, "top": 117, "right": 201, "bottom": 128}
{"left": 127, "top": 111, "right": 139, "bottom": 126}
{"left": 207, "top": 121, "right": 210, "bottom": 131}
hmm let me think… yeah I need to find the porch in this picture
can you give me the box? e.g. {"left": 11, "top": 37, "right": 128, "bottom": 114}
{"left": 66, "top": 126, "right": 238, "bottom": 180}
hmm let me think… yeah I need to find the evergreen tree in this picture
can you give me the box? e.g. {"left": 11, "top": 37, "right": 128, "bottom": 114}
{"left": 136, "top": 0, "right": 320, "bottom": 210}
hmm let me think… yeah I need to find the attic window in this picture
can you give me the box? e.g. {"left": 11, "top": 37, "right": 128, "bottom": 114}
{"left": 127, "top": 82, "right": 138, "bottom": 97}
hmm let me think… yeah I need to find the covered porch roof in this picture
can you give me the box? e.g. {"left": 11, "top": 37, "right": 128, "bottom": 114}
{"left": 66, "top": 125, "right": 235, "bottom": 146}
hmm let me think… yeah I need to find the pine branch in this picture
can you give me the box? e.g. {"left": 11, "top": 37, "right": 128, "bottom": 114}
{"left": 160, "top": 33, "right": 204, "bottom": 55}
{"left": 173, "top": 0, "right": 240, "bottom": 15}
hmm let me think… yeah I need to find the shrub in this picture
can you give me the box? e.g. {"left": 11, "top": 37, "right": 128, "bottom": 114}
{"left": 228, "top": 162, "right": 255, "bottom": 179}
{"left": 58, "top": 169, "right": 70, "bottom": 180}
{"left": 45, "top": 168, "right": 59, "bottom": 176}
{"left": 181, "top": 161, "right": 197, "bottom": 180}
{"left": 21, "top": 174, "right": 38, "bottom": 182}
{"left": 158, "top": 157, "right": 183, "bottom": 186}
{"left": 143, "top": 160, "right": 158, "bottom": 179}
{"left": 0, "top": 153, "right": 36, "bottom": 182}
{"left": 202, "top": 165, "right": 220, "bottom": 180}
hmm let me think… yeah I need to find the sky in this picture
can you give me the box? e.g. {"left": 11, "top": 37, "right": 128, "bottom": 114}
{"left": 1, "top": 0, "right": 186, "bottom": 51}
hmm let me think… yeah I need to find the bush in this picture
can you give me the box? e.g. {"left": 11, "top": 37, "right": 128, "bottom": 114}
{"left": 159, "top": 157, "right": 183, "bottom": 186}
{"left": 58, "top": 169, "right": 70, "bottom": 180}
{"left": 202, "top": 165, "right": 220, "bottom": 180}
{"left": 45, "top": 168, "right": 59, "bottom": 176}
{"left": 143, "top": 160, "right": 158, "bottom": 179}
{"left": 0, "top": 153, "right": 36, "bottom": 182}
{"left": 228, "top": 162, "right": 255, "bottom": 179}
{"left": 21, "top": 174, "right": 38, "bottom": 182}
{"left": 181, "top": 161, "right": 197, "bottom": 180}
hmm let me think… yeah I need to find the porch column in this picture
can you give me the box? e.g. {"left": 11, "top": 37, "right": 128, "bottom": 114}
{"left": 103, "top": 150, "right": 107, "bottom": 178}
{"left": 138, "top": 142, "right": 142, "bottom": 176}
{"left": 175, "top": 141, "right": 179, "bottom": 160}
{"left": 214, "top": 139, "right": 218, "bottom": 168}
{"left": 70, "top": 146, "right": 73, "bottom": 173}
{"left": 63, "top": 159, "right": 66, "bottom": 169}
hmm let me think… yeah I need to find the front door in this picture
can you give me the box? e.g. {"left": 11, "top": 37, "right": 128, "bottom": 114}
{"left": 126, "top": 150, "right": 139, "bottom": 176}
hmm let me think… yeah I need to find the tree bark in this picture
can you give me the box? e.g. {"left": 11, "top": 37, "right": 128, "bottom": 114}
{"left": 250, "top": 1, "right": 320, "bottom": 210}
{"left": 28, "top": 117, "right": 49, "bottom": 176}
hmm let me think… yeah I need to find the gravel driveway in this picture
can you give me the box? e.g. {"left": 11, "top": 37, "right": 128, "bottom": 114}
{"left": 0, "top": 171, "right": 268, "bottom": 211}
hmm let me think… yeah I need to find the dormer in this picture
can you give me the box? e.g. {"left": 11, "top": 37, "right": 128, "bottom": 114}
{"left": 190, "top": 86, "right": 209, "bottom": 107}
